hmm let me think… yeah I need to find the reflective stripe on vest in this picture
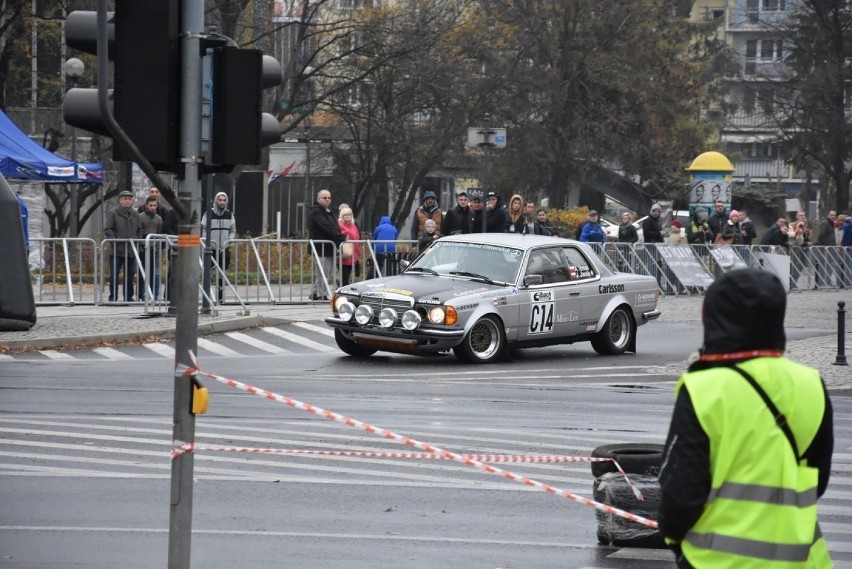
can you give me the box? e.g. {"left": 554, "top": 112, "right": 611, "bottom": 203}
{"left": 707, "top": 481, "right": 817, "bottom": 508}
{"left": 687, "top": 522, "right": 823, "bottom": 563}
{"left": 676, "top": 357, "right": 828, "bottom": 568}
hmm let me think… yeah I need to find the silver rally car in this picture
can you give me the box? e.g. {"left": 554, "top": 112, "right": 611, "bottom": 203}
{"left": 325, "top": 233, "right": 661, "bottom": 363}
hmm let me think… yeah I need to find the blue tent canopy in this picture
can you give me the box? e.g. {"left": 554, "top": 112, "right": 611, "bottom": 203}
{"left": 0, "top": 109, "right": 103, "bottom": 183}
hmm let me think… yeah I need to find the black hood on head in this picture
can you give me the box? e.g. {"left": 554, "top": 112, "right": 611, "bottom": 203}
{"left": 702, "top": 268, "right": 786, "bottom": 354}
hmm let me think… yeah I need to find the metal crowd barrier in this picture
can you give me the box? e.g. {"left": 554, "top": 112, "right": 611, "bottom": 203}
{"left": 29, "top": 237, "right": 849, "bottom": 307}
{"left": 30, "top": 237, "right": 99, "bottom": 305}
{"left": 335, "top": 239, "right": 420, "bottom": 287}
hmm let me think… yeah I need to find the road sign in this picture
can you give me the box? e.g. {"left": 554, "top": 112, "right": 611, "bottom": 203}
{"left": 467, "top": 127, "right": 507, "bottom": 148}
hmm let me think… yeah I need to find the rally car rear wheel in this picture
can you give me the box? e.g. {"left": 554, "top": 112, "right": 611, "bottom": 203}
{"left": 453, "top": 316, "right": 505, "bottom": 364}
{"left": 591, "top": 306, "right": 634, "bottom": 355}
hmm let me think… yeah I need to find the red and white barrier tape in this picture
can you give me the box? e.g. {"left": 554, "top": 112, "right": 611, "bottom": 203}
{"left": 188, "top": 447, "right": 609, "bottom": 462}
{"left": 171, "top": 444, "right": 644, "bottom": 501}
{"left": 175, "top": 354, "right": 656, "bottom": 528}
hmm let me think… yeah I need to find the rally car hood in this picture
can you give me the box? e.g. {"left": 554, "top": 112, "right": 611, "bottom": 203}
{"left": 336, "top": 273, "right": 513, "bottom": 304}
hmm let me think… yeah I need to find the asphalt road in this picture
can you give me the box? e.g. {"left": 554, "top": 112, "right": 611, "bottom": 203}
{"left": 1, "top": 321, "right": 850, "bottom": 569}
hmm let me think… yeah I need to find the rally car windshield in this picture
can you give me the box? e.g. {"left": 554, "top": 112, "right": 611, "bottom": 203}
{"left": 408, "top": 240, "right": 524, "bottom": 284}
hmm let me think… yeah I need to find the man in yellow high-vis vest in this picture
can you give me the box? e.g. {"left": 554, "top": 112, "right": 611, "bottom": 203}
{"left": 658, "top": 268, "right": 834, "bottom": 568}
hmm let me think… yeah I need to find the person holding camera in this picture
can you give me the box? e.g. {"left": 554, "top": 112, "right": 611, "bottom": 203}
{"left": 760, "top": 218, "right": 790, "bottom": 251}
{"left": 789, "top": 211, "right": 812, "bottom": 289}
{"left": 686, "top": 208, "right": 711, "bottom": 245}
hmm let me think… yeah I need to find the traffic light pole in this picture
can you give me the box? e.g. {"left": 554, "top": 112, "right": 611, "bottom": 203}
{"left": 69, "top": 6, "right": 282, "bottom": 564}
{"left": 168, "top": 1, "right": 204, "bottom": 568}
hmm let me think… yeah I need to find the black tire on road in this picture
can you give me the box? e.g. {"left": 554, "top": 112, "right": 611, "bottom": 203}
{"left": 590, "top": 306, "right": 635, "bottom": 355}
{"left": 334, "top": 328, "right": 378, "bottom": 357}
{"left": 590, "top": 443, "right": 665, "bottom": 478}
{"left": 593, "top": 480, "right": 665, "bottom": 549}
{"left": 453, "top": 315, "right": 505, "bottom": 364}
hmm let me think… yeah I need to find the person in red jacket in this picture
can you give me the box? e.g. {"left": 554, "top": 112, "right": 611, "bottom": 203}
{"left": 337, "top": 207, "right": 361, "bottom": 286}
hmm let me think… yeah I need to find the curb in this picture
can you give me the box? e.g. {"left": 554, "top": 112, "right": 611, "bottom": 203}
{"left": 0, "top": 315, "right": 293, "bottom": 352}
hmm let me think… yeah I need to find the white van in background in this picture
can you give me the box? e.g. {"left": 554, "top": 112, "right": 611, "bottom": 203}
{"left": 601, "top": 209, "right": 690, "bottom": 242}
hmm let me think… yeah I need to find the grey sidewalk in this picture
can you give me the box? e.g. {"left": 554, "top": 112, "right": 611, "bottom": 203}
{"left": 0, "top": 301, "right": 329, "bottom": 352}
{"left": 1, "top": 290, "right": 849, "bottom": 391}
{"left": 655, "top": 289, "right": 851, "bottom": 393}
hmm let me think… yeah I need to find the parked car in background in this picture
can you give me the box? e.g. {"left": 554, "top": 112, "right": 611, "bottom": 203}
{"left": 325, "top": 233, "right": 661, "bottom": 363}
{"left": 602, "top": 210, "right": 691, "bottom": 243}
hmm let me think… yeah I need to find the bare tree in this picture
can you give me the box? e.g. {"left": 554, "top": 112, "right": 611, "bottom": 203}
{"left": 321, "top": 0, "right": 481, "bottom": 228}
{"left": 477, "top": 0, "right": 727, "bottom": 207}
{"left": 775, "top": 0, "right": 852, "bottom": 213}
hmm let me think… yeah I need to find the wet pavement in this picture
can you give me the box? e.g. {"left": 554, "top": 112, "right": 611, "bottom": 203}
{"left": 1, "top": 290, "right": 849, "bottom": 391}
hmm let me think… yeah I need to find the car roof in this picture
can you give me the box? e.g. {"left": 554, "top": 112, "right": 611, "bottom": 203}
{"left": 437, "top": 232, "right": 576, "bottom": 249}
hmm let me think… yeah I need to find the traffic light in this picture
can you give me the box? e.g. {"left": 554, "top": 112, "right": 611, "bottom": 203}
{"left": 63, "top": 1, "right": 181, "bottom": 173}
{"left": 113, "top": 1, "right": 181, "bottom": 171}
{"left": 209, "top": 47, "right": 282, "bottom": 168}
{"left": 64, "top": 2, "right": 281, "bottom": 173}
{"left": 62, "top": 11, "right": 114, "bottom": 138}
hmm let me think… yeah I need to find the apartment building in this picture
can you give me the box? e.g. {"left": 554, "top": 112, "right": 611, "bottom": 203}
{"left": 692, "top": 0, "right": 810, "bottom": 198}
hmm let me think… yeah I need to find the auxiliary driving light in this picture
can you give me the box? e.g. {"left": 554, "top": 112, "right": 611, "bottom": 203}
{"left": 354, "top": 304, "right": 374, "bottom": 325}
{"left": 338, "top": 302, "right": 355, "bottom": 322}
{"left": 378, "top": 308, "right": 398, "bottom": 328}
{"left": 401, "top": 310, "right": 422, "bottom": 331}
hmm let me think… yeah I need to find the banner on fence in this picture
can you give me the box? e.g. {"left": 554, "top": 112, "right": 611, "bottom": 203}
{"left": 709, "top": 246, "right": 748, "bottom": 273}
{"left": 656, "top": 245, "right": 715, "bottom": 288}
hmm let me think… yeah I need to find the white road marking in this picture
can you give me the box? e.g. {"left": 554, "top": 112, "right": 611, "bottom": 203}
{"left": 92, "top": 347, "right": 135, "bottom": 361}
{"left": 261, "top": 326, "right": 335, "bottom": 352}
{"left": 0, "top": 525, "right": 599, "bottom": 548}
{"left": 197, "top": 337, "right": 242, "bottom": 357}
{"left": 293, "top": 321, "right": 334, "bottom": 337}
{"left": 40, "top": 350, "right": 75, "bottom": 360}
{"left": 143, "top": 342, "right": 174, "bottom": 358}
{"left": 225, "top": 331, "right": 291, "bottom": 354}
{"left": 606, "top": 548, "right": 677, "bottom": 561}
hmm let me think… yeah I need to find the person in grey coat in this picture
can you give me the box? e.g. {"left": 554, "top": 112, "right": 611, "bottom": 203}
{"left": 138, "top": 195, "right": 164, "bottom": 300}
{"left": 201, "top": 191, "right": 237, "bottom": 302}
{"left": 104, "top": 190, "right": 143, "bottom": 302}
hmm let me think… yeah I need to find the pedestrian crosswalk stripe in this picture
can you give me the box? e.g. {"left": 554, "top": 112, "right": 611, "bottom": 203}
{"left": 92, "top": 347, "right": 135, "bottom": 361}
{"left": 261, "top": 327, "right": 336, "bottom": 352}
{"left": 225, "top": 331, "right": 291, "bottom": 354}
{"left": 197, "top": 337, "right": 242, "bottom": 357}
{"left": 40, "top": 350, "right": 75, "bottom": 360}
{"left": 143, "top": 342, "right": 174, "bottom": 358}
{"left": 606, "top": 548, "right": 675, "bottom": 561}
{"left": 293, "top": 321, "right": 334, "bottom": 337}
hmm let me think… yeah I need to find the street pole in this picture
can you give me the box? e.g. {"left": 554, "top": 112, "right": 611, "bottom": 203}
{"left": 63, "top": 58, "right": 84, "bottom": 238}
{"left": 201, "top": 174, "right": 212, "bottom": 313}
{"left": 303, "top": 116, "right": 311, "bottom": 234}
{"left": 168, "top": 0, "right": 203, "bottom": 567}
{"left": 70, "top": 122, "right": 78, "bottom": 238}
{"left": 480, "top": 113, "right": 492, "bottom": 234}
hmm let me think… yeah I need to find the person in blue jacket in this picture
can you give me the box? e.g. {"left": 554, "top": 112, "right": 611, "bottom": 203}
{"left": 579, "top": 210, "right": 606, "bottom": 243}
{"left": 371, "top": 215, "right": 398, "bottom": 277}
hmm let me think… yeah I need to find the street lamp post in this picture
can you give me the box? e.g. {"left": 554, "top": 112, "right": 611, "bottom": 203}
{"left": 303, "top": 115, "right": 312, "bottom": 235}
{"left": 480, "top": 113, "right": 491, "bottom": 234}
{"left": 63, "top": 57, "right": 85, "bottom": 238}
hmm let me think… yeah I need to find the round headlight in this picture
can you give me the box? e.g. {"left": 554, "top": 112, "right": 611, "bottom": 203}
{"left": 427, "top": 306, "right": 446, "bottom": 324}
{"left": 401, "top": 310, "right": 422, "bottom": 331}
{"left": 338, "top": 302, "right": 355, "bottom": 322}
{"left": 334, "top": 295, "right": 350, "bottom": 311}
{"left": 354, "top": 304, "right": 374, "bottom": 325}
{"left": 378, "top": 308, "right": 398, "bottom": 328}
